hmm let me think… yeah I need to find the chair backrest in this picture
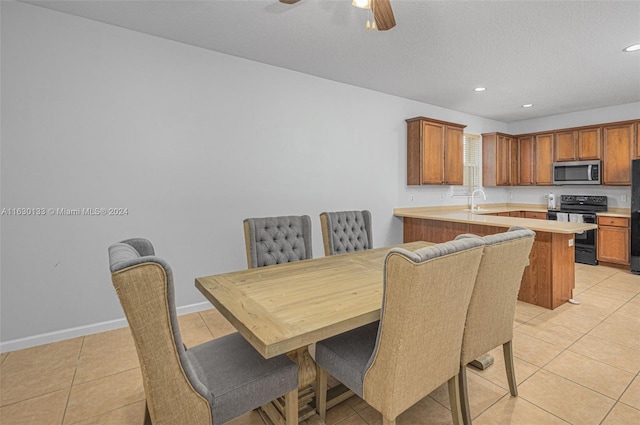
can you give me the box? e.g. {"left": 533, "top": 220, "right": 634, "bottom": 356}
{"left": 243, "top": 215, "right": 313, "bottom": 268}
{"left": 320, "top": 210, "right": 373, "bottom": 256}
{"left": 108, "top": 238, "right": 212, "bottom": 425}
{"left": 456, "top": 227, "right": 535, "bottom": 365}
{"left": 362, "top": 238, "right": 485, "bottom": 421}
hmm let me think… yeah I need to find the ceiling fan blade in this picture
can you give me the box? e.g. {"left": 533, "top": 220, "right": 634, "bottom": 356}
{"left": 279, "top": 0, "right": 301, "bottom": 4}
{"left": 371, "top": 0, "right": 396, "bottom": 31}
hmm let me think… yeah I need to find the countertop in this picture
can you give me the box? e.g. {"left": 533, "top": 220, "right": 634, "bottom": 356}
{"left": 394, "top": 205, "right": 599, "bottom": 234}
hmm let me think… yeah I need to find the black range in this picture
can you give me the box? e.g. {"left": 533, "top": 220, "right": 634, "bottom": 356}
{"left": 547, "top": 195, "right": 607, "bottom": 266}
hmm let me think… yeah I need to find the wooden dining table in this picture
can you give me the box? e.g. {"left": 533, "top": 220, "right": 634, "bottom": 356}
{"left": 195, "top": 241, "right": 432, "bottom": 424}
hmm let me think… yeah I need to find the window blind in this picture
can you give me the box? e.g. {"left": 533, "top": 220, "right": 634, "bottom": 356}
{"left": 463, "top": 134, "right": 480, "bottom": 188}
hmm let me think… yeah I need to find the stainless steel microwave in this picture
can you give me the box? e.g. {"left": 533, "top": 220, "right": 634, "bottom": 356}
{"left": 553, "top": 160, "right": 601, "bottom": 185}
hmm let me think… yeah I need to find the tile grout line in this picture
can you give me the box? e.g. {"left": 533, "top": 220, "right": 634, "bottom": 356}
{"left": 60, "top": 335, "right": 85, "bottom": 425}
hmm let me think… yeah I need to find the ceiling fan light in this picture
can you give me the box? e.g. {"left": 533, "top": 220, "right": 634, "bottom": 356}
{"left": 623, "top": 44, "right": 640, "bottom": 52}
{"left": 352, "top": 0, "right": 371, "bottom": 10}
{"left": 474, "top": 87, "right": 487, "bottom": 92}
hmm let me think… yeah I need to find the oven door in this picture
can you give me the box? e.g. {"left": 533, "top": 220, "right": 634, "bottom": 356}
{"left": 574, "top": 214, "right": 596, "bottom": 246}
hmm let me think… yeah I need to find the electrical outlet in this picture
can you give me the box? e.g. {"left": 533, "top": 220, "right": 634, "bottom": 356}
{"left": 509, "top": 192, "right": 513, "bottom": 199}
{"left": 569, "top": 239, "right": 574, "bottom": 247}
{"left": 410, "top": 194, "right": 415, "bottom": 203}
{"left": 622, "top": 195, "right": 627, "bottom": 202}
{"left": 544, "top": 194, "right": 549, "bottom": 199}
{"left": 440, "top": 193, "right": 445, "bottom": 200}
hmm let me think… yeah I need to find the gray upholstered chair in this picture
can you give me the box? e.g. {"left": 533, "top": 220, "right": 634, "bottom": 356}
{"left": 243, "top": 215, "right": 312, "bottom": 268}
{"left": 319, "top": 210, "right": 373, "bottom": 256}
{"left": 315, "top": 238, "right": 486, "bottom": 425}
{"left": 108, "top": 238, "right": 298, "bottom": 425}
{"left": 455, "top": 227, "right": 535, "bottom": 425}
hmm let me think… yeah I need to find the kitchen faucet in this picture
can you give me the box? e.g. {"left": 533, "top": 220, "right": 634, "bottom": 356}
{"left": 470, "top": 188, "right": 487, "bottom": 212}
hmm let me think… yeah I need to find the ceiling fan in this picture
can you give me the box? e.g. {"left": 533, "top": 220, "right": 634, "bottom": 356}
{"left": 279, "top": 0, "right": 396, "bottom": 31}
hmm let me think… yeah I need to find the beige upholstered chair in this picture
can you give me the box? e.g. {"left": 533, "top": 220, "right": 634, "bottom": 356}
{"left": 455, "top": 227, "right": 535, "bottom": 425}
{"left": 243, "top": 215, "right": 312, "bottom": 268}
{"left": 315, "top": 238, "right": 486, "bottom": 425}
{"left": 108, "top": 238, "right": 298, "bottom": 425}
{"left": 320, "top": 210, "right": 373, "bottom": 256}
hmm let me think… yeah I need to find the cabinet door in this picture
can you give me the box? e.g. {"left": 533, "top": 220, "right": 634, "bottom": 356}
{"left": 509, "top": 211, "right": 523, "bottom": 218}
{"left": 603, "top": 123, "right": 633, "bottom": 185}
{"left": 597, "top": 226, "right": 630, "bottom": 265}
{"left": 577, "top": 127, "right": 601, "bottom": 160}
{"left": 508, "top": 137, "right": 518, "bottom": 185}
{"left": 534, "top": 133, "right": 554, "bottom": 185}
{"left": 421, "top": 121, "right": 445, "bottom": 184}
{"left": 554, "top": 130, "right": 577, "bottom": 161}
{"left": 635, "top": 121, "right": 640, "bottom": 159}
{"left": 518, "top": 136, "right": 535, "bottom": 185}
{"left": 496, "top": 135, "right": 511, "bottom": 185}
{"left": 524, "top": 211, "right": 547, "bottom": 220}
{"left": 444, "top": 126, "right": 463, "bottom": 185}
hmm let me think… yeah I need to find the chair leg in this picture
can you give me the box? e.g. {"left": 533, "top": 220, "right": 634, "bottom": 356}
{"left": 503, "top": 340, "right": 518, "bottom": 397}
{"left": 284, "top": 388, "right": 298, "bottom": 425}
{"left": 449, "top": 374, "right": 465, "bottom": 425}
{"left": 316, "top": 365, "right": 328, "bottom": 421}
{"left": 457, "top": 367, "right": 472, "bottom": 425}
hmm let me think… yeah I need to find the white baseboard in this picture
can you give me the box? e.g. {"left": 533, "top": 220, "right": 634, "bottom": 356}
{"left": 0, "top": 301, "right": 213, "bottom": 353}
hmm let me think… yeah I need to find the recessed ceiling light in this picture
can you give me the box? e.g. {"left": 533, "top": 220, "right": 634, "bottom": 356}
{"left": 623, "top": 44, "right": 640, "bottom": 52}
{"left": 473, "top": 87, "right": 487, "bottom": 92}
{"left": 521, "top": 104, "right": 534, "bottom": 108}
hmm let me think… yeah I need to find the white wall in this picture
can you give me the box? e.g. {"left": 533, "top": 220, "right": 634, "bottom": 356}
{"left": 0, "top": 1, "right": 506, "bottom": 350}
{"left": 1, "top": 2, "right": 636, "bottom": 351}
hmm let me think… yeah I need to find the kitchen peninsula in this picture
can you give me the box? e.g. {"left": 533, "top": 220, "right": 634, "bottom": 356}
{"left": 394, "top": 206, "right": 598, "bottom": 309}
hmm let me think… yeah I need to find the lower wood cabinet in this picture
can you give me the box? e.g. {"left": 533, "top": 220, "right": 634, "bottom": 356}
{"left": 597, "top": 216, "right": 630, "bottom": 265}
{"left": 524, "top": 211, "right": 548, "bottom": 220}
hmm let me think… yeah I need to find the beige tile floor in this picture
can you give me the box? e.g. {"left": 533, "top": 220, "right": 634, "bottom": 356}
{"left": 1, "top": 265, "right": 639, "bottom": 425}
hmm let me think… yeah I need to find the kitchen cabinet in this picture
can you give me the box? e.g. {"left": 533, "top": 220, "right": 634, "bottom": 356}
{"left": 578, "top": 127, "right": 602, "bottom": 160}
{"left": 524, "top": 211, "right": 547, "bottom": 220}
{"left": 534, "top": 133, "right": 554, "bottom": 186}
{"left": 603, "top": 122, "right": 635, "bottom": 185}
{"left": 482, "top": 132, "right": 517, "bottom": 186}
{"left": 554, "top": 130, "right": 578, "bottom": 162}
{"left": 597, "top": 216, "right": 630, "bottom": 265}
{"left": 406, "top": 117, "right": 466, "bottom": 185}
{"left": 509, "top": 211, "right": 523, "bottom": 218}
{"left": 518, "top": 135, "right": 535, "bottom": 185}
{"left": 554, "top": 128, "right": 601, "bottom": 161}
{"left": 635, "top": 121, "right": 640, "bottom": 159}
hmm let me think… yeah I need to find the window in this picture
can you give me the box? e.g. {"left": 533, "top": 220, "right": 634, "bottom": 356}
{"left": 463, "top": 134, "right": 480, "bottom": 189}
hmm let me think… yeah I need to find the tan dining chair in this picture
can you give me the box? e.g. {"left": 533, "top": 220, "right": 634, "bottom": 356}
{"left": 455, "top": 226, "right": 535, "bottom": 425}
{"left": 315, "top": 238, "right": 486, "bottom": 425}
{"left": 243, "top": 215, "right": 312, "bottom": 268}
{"left": 108, "top": 238, "right": 298, "bottom": 425}
{"left": 320, "top": 210, "right": 373, "bottom": 256}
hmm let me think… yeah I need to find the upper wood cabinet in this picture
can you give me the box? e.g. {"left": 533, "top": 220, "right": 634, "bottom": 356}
{"left": 406, "top": 117, "right": 466, "bottom": 185}
{"left": 554, "top": 127, "right": 601, "bottom": 161}
{"left": 603, "top": 122, "right": 635, "bottom": 185}
{"left": 577, "top": 127, "right": 602, "bottom": 160}
{"left": 636, "top": 121, "right": 640, "bottom": 159}
{"left": 482, "top": 133, "right": 517, "bottom": 186}
{"left": 554, "top": 130, "right": 578, "bottom": 162}
{"left": 534, "top": 133, "right": 554, "bottom": 186}
{"left": 518, "top": 135, "right": 535, "bottom": 185}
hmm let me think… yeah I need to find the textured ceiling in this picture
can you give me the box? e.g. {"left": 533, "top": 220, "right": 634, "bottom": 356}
{"left": 21, "top": 0, "right": 640, "bottom": 122}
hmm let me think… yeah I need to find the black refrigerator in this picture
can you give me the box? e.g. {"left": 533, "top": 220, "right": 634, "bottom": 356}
{"left": 632, "top": 159, "right": 640, "bottom": 274}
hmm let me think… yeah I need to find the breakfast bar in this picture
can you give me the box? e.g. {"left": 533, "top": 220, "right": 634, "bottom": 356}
{"left": 394, "top": 206, "right": 598, "bottom": 309}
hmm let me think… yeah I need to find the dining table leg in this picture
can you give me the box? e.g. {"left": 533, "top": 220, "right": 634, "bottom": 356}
{"left": 260, "top": 346, "right": 320, "bottom": 424}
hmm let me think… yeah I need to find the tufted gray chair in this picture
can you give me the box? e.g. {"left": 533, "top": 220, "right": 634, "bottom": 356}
{"left": 320, "top": 210, "right": 373, "bottom": 256}
{"left": 243, "top": 215, "right": 313, "bottom": 269}
{"left": 108, "top": 238, "right": 298, "bottom": 425}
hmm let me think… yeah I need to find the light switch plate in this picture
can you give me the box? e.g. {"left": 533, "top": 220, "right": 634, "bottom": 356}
{"left": 569, "top": 239, "right": 574, "bottom": 247}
